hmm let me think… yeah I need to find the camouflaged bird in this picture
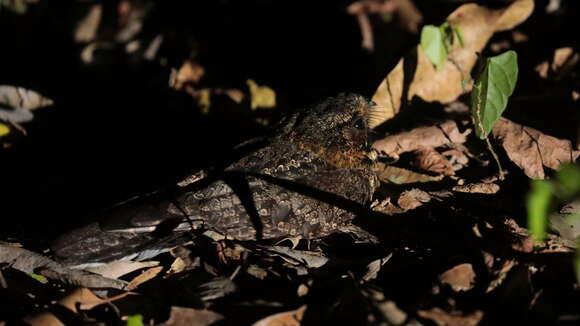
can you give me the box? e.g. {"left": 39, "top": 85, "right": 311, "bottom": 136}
{"left": 51, "top": 94, "right": 381, "bottom": 266}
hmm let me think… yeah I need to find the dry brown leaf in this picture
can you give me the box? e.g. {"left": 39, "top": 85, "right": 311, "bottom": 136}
{"left": 397, "top": 188, "right": 431, "bottom": 210}
{"left": 413, "top": 147, "right": 455, "bottom": 176}
{"left": 126, "top": 266, "right": 164, "bottom": 290}
{"left": 171, "top": 60, "right": 205, "bottom": 89}
{"left": 85, "top": 260, "right": 159, "bottom": 279}
{"left": 371, "top": 0, "right": 533, "bottom": 124}
{"left": 252, "top": 305, "right": 307, "bottom": 326}
{"left": 417, "top": 308, "right": 483, "bottom": 326}
{"left": 23, "top": 288, "right": 135, "bottom": 326}
{"left": 535, "top": 47, "right": 579, "bottom": 80}
{"left": 492, "top": 118, "right": 580, "bottom": 179}
{"left": 373, "top": 120, "right": 470, "bottom": 156}
{"left": 374, "top": 163, "right": 444, "bottom": 184}
{"left": 452, "top": 182, "right": 500, "bottom": 194}
{"left": 439, "top": 263, "right": 476, "bottom": 292}
{"left": 158, "top": 307, "right": 224, "bottom": 326}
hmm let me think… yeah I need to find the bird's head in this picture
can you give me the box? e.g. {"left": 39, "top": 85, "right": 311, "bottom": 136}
{"left": 281, "top": 94, "right": 382, "bottom": 169}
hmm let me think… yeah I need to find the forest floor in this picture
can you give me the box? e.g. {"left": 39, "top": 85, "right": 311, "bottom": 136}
{"left": 1, "top": 1, "right": 580, "bottom": 325}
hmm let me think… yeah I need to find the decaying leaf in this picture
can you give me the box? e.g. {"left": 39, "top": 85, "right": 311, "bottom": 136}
{"left": 126, "top": 266, "right": 164, "bottom": 290}
{"left": 85, "top": 260, "right": 159, "bottom": 279}
{"left": 371, "top": 0, "right": 533, "bottom": 124}
{"left": 413, "top": 147, "right": 455, "bottom": 176}
{"left": 492, "top": 118, "right": 580, "bottom": 179}
{"left": 23, "top": 287, "right": 136, "bottom": 326}
{"left": 439, "top": 263, "right": 476, "bottom": 292}
{"left": 453, "top": 182, "right": 500, "bottom": 194}
{"left": 252, "top": 305, "right": 306, "bottom": 326}
{"left": 158, "top": 307, "right": 224, "bottom": 326}
{"left": 371, "top": 188, "right": 433, "bottom": 215}
{"left": 417, "top": 308, "right": 483, "bottom": 326}
{"left": 375, "top": 164, "right": 444, "bottom": 184}
{"left": 372, "top": 120, "right": 470, "bottom": 157}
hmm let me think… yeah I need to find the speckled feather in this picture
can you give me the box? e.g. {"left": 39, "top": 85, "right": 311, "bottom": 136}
{"left": 52, "top": 94, "right": 379, "bottom": 266}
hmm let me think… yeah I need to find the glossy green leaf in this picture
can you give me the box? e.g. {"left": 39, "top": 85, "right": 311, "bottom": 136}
{"left": 471, "top": 51, "right": 518, "bottom": 139}
{"left": 421, "top": 25, "right": 447, "bottom": 70}
{"left": 527, "top": 179, "right": 553, "bottom": 242}
{"left": 126, "top": 314, "right": 144, "bottom": 326}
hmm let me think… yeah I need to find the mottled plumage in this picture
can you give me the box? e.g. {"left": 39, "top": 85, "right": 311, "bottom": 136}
{"left": 52, "top": 94, "right": 380, "bottom": 266}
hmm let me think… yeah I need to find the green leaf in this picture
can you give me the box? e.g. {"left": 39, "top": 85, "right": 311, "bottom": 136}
{"left": 471, "top": 50, "right": 518, "bottom": 139}
{"left": 126, "top": 314, "right": 144, "bottom": 326}
{"left": 28, "top": 273, "right": 48, "bottom": 284}
{"left": 439, "top": 23, "right": 454, "bottom": 48}
{"left": 557, "top": 163, "right": 580, "bottom": 198}
{"left": 527, "top": 179, "right": 553, "bottom": 242}
{"left": 454, "top": 26, "right": 465, "bottom": 48}
{"left": 421, "top": 25, "right": 448, "bottom": 70}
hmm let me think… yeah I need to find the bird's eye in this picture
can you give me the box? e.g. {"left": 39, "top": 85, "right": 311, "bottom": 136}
{"left": 353, "top": 118, "right": 366, "bottom": 130}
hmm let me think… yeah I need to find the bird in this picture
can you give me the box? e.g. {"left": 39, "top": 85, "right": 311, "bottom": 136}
{"left": 51, "top": 94, "right": 381, "bottom": 267}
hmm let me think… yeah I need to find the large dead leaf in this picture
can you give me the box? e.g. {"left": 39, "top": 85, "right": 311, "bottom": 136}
{"left": 417, "top": 308, "right": 483, "bottom": 326}
{"left": 492, "top": 118, "right": 580, "bottom": 179}
{"left": 370, "top": 0, "right": 533, "bottom": 125}
{"left": 372, "top": 120, "right": 470, "bottom": 157}
{"left": 252, "top": 305, "right": 306, "bottom": 326}
{"left": 23, "top": 288, "right": 135, "bottom": 326}
{"left": 439, "top": 263, "right": 476, "bottom": 292}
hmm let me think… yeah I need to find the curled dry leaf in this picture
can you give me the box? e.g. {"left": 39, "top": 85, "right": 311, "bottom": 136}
{"left": 126, "top": 266, "right": 164, "bottom": 290}
{"left": 372, "top": 120, "right": 470, "bottom": 157}
{"left": 439, "top": 263, "right": 476, "bottom": 292}
{"left": 492, "top": 118, "right": 580, "bottom": 179}
{"left": 413, "top": 146, "right": 455, "bottom": 176}
{"left": 398, "top": 188, "right": 432, "bottom": 210}
{"left": 370, "top": 0, "right": 533, "bottom": 124}
{"left": 371, "top": 188, "right": 432, "bottom": 214}
{"left": 252, "top": 305, "right": 306, "bottom": 326}
{"left": 417, "top": 308, "right": 483, "bottom": 326}
{"left": 375, "top": 163, "right": 444, "bottom": 184}
{"left": 452, "top": 182, "right": 500, "bottom": 194}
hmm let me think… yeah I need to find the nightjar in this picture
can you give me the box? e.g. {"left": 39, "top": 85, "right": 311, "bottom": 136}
{"left": 51, "top": 94, "right": 381, "bottom": 266}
